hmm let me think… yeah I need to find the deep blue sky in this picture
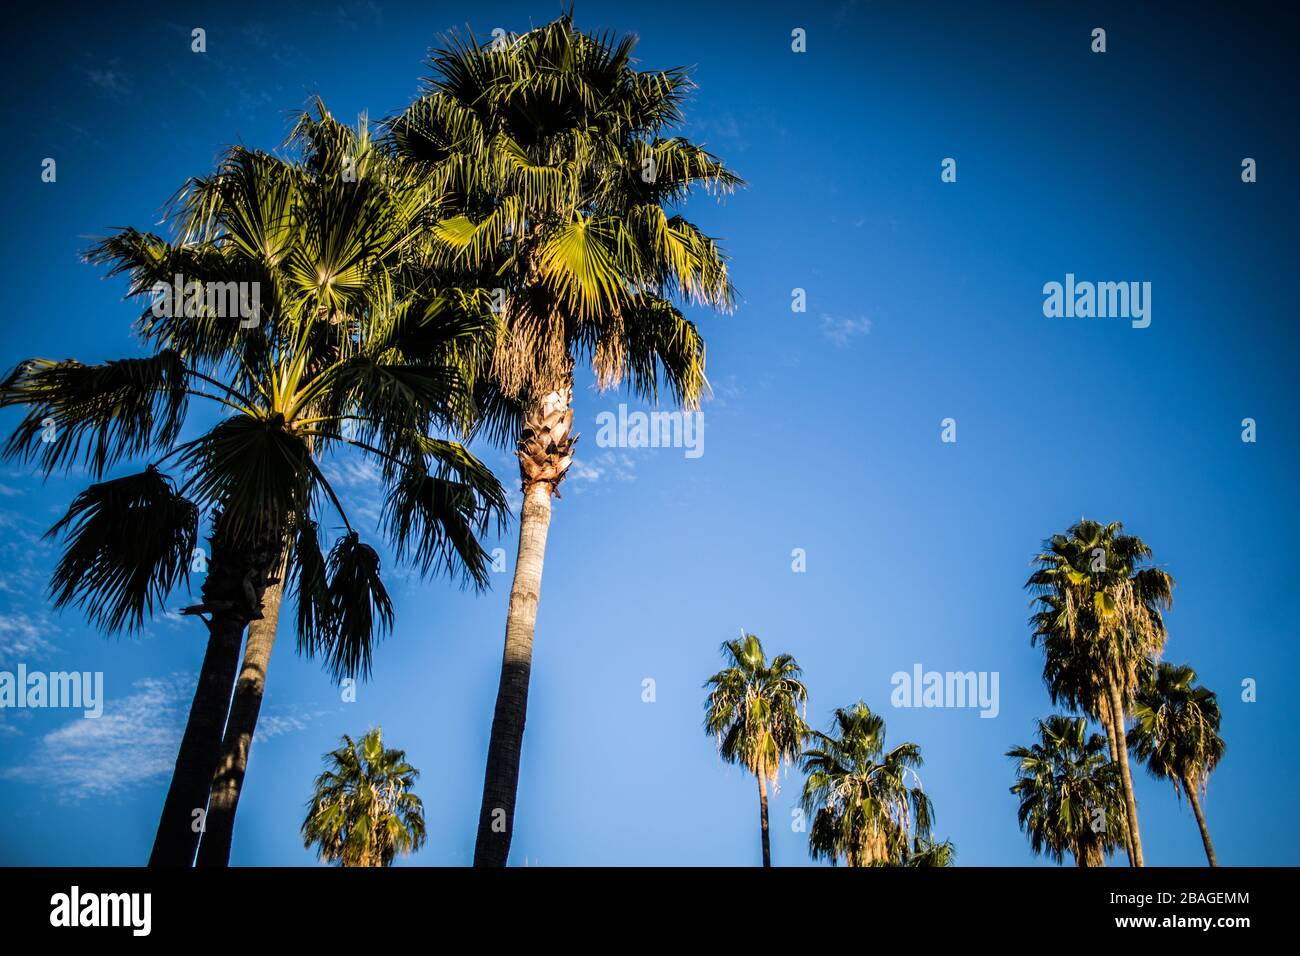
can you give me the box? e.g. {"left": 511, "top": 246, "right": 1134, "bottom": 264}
{"left": 0, "top": 0, "right": 1296, "bottom": 866}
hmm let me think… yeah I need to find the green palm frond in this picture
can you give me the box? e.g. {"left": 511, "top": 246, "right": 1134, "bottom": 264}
{"left": 1, "top": 351, "right": 189, "bottom": 478}
{"left": 176, "top": 414, "right": 314, "bottom": 544}
{"left": 381, "top": 437, "right": 508, "bottom": 588}
{"left": 288, "top": 515, "right": 331, "bottom": 656}
{"left": 44, "top": 467, "right": 198, "bottom": 634}
{"left": 317, "top": 532, "right": 395, "bottom": 681}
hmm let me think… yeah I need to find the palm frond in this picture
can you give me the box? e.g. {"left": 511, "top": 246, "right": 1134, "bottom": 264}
{"left": 45, "top": 466, "right": 197, "bottom": 634}
{"left": 316, "top": 531, "right": 394, "bottom": 681}
{"left": 1, "top": 351, "right": 188, "bottom": 477}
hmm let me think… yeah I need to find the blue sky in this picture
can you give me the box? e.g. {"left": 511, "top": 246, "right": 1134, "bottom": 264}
{"left": 0, "top": 0, "right": 1297, "bottom": 866}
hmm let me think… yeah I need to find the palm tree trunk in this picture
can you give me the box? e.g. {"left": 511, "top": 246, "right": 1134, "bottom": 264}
{"left": 473, "top": 479, "right": 555, "bottom": 866}
{"left": 1184, "top": 776, "right": 1218, "bottom": 866}
{"left": 1101, "top": 705, "right": 1137, "bottom": 866}
{"left": 149, "top": 519, "right": 280, "bottom": 867}
{"left": 195, "top": 569, "right": 286, "bottom": 867}
{"left": 473, "top": 386, "right": 575, "bottom": 868}
{"left": 757, "top": 771, "right": 772, "bottom": 867}
{"left": 148, "top": 609, "right": 244, "bottom": 866}
{"left": 1106, "top": 677, "right": 1144, "bottom": 866}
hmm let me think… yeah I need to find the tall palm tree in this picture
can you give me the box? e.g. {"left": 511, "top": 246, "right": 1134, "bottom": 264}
{"left": 302, "top": 728, "right": 426, "bottom": 867}
{"left": 1129, "top": 661, "right": 1225, "bottom": 866}
{"left": 799, "top": 701, "right": 939, "bottom": 867}
{"left": 1027, "top": 519, "right": 1174, "bottom": 866}
{"left": 1008, "top": 715, "right": 1128, "bottom": 867}
{"left": 703, "top": 634, "right": 808, "bottom": 866}
{"left": 386, "top": 15, "right": 740, "bottom": 866}
{"left": 192, "top": 105, "right": 506, "bottom": 868}
{"left": 1, "top": 102, "right": 505, "bottom": 866}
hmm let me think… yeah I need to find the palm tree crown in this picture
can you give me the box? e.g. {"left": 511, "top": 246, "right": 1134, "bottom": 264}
{"left": 1027, "top": 519, "right": 1173, "bottom": 713}
{"left": 1007, "top": 715, "right": 1127, "bottom": 867}
{"left": 387, "top": 13, "right": 740, "bottom": 422}
{"left": 799, "top": 701, "right": 939, "bottom": 866}
{"left": 302, "top": 728, "right": 426, "bottom": 867}
{"left": 704, "top": 634, "right": 809, "bottom": 780}
{"left": 1129, "top": 661, "right": 1225, "bottom": 865}
{"left": 1130, "top": 662, "right": 1224, "bottom": 796}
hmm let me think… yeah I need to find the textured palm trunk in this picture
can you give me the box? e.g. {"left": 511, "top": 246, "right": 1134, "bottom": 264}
{"left": 757, "top": 772, "right": 772, "bottom": 867}
{"left": 1106, "top": 677, "right": 1144, "bottom": 866}
{"left": 195, "top": 569, "right": 286, "bottom": 868}
{"left": 1101, "top": 706, "right": 1137, "bottom": 866}
{"left": 149, "top": 521, "right": 279, "bottom": 867}
{"left": 1184, "top": 777, "right": 1218, "bottom": 867}
{"left": 148, "top": 610, "right": 245, "bottom": 867}
{"left": 474, "top": 387, "right": 575, "bottom": 867}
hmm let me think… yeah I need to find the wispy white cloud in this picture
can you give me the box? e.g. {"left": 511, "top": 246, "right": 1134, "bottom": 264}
{"left": 686, "top": 111, "right": 749, "bottom": 152}
{"left": 819, "top": 313, "right": 873, "bottom": 347}
{"left": 86, "top": 67, "right": 133, "bottom": 99}
{"left": 322, "top": 456, "right": 382, "bottom": 491}
{"left": 0, "top": 613, "right": 57, "bottom": 663}
{"left": 569, "top": 452, "right": 637, "bottom": 487}
{"left": 0, "top": 502, "right": 59, "bottom": 601}
{"left": 704, "top": 375, "right": 743, "bottom": 409}
{"left": 335, "top": 1, "right": 383, "bottom": 28}
{"left": 834, "top": 0, "right": 864, "bottom": 30}
{"left": 253, "top": 706, "right": 331, "bottom": 746}
{"left": 0, "top": 674, "right": 192, "bottom": 800}
{"left": 321, "top": 454, "right": 384, "bottom": 529}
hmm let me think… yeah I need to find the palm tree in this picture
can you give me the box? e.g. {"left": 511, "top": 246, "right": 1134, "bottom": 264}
{"left": 192, "top": 105, "right": 507, "bottom": 868}
{"left": 1129, "top": 662, "right": 1225, "bottom": 866}
{"left": 1027, "top": 519, "right": 1174, "bottom": 866}
{"left": 1, "top": 102, "right": 505, "bottom": 866}
{"left": 302, "top": 728, "right": 426, "bottom": 867}
{"left": 387, "top": 15, "right": 739, "bottom": 866}
{"left": 703, "top": 634, "right": 808, "bottom": 866}
{"left": 900, "top": 836, "right": 956, "bottom": 867}
{"left": 799, "top": 701, "right": 939, "bottom": 867}
{"left": 1008, "top": 715, "right": 1128, "bottom": 867}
